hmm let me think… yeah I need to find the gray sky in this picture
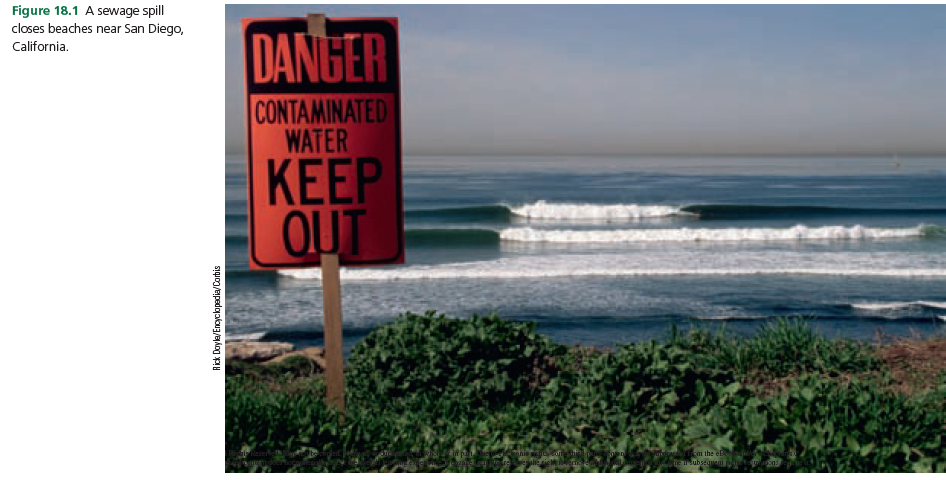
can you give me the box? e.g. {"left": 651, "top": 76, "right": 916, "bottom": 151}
{"left": 225, "top": 5, "right": 946, "bottom": 156}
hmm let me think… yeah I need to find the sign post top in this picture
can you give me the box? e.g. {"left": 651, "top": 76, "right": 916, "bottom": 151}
{"left": 307, "top": 13, "right": 326, "bottom": 37}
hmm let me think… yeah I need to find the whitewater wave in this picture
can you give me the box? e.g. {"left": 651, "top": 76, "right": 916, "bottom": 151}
{"left": 499, "top": 225, "right": 940, "bottom": 243}
{"left": 851, "top": 301, "right": 946, "bottom": 311}
{"left": 225, "top": 331, "right": 267, "bottom": 341}
{"left": 282, "top": 267, "right": 946, "bottom": 282}
{"left": 279, "top": 252, "right": 946, "bottom": 282}
{"left": 227, "top": 224, "right": 940, "bottom": 250}
{"left": 509, "top": 201, "right": 686, "bottom": 219}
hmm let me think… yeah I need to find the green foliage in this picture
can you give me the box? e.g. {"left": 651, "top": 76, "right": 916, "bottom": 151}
{"left": 686, "top": 375, "right": 946, "bottom": 472}
{"left": 557, "top": 340, "right": 739, "bottom": 422}
{"left": 744, "top": 318, "right": 879, "bottom": 376}
{"left": 347, "top": 311, "right": 565, "bottom": 409}
{"left": 670, "top": 318, "right": 879, "bottom": 377}
{"left": 226, "top": 314, "right": 946, "bottom": 473}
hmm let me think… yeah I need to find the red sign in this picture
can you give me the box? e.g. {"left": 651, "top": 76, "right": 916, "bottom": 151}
{"left": 242, "top": 17, "right": 403, "bottom": 269}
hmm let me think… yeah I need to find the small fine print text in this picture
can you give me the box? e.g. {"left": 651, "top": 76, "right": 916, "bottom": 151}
{"left": 213, "top": 266, "right": 222, "bottom": 371}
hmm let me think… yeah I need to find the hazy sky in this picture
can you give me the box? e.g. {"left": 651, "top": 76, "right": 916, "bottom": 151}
{"left": 225, "top": 5, "right": 946, "bottom": 156}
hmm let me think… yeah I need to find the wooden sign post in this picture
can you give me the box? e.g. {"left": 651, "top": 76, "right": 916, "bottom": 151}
{"left": 242, "top": 15, "right": 404, "bottom": 415}
{"left": 320, "top": 253, "right": 345, "bottom": 412}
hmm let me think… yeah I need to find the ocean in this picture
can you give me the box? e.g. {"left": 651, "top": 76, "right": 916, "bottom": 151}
{"left": 225, "top": 155, "right": 946, "bottom": 354}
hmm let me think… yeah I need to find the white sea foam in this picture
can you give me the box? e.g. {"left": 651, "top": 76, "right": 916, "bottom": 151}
{"left": 225, "top": 332, "right": 267, "bottom": 341}
{"left": 499, "top": 225, "right": 928, "bottom": 243}
{"left": 280, "top": 252, "right": 946, "bottom": 282}
{"left": 283, "top": 268, "right": 946, "bottom": 281}
{"left": 851, "top": 301, "right": 946, "bottom": 311}
{"left": 939, "top": 315, "right": 946, "bottom": 321}
{"left": 509, "top": 201, "right": 685, "bottom": 219}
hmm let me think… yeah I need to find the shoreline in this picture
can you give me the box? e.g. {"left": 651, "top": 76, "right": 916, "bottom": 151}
{"left": 225, "top": 313, "right": 946, "bottom": 360}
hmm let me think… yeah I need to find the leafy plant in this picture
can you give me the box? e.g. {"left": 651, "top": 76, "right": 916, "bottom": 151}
{"left": 668, "top": 318, "right": 879, "bottom": 377}
{"left": 347, "top": 311, "right": 565, "bottom": 409}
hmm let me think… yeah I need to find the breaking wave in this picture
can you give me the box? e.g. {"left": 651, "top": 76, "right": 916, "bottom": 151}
{"left": 499, "top": 225, "right": 942, "bottom": 243}
{"left": 278, "top": 252, "right": 946, "bottom": 282}
{"left": 850, "top": 301, "right": 946, "bottom": 311}
{"left": 508, "top": 201, "right": 687, "bottom": 219}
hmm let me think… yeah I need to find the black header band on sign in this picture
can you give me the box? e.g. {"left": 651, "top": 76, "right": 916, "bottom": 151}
{"left": 244, "top": 19, "right": 398, "bottom": 95}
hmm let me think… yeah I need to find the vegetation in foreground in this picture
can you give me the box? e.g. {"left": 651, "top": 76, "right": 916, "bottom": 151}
{"left": 226, "top": 312, "right": 946, "bottom": 472}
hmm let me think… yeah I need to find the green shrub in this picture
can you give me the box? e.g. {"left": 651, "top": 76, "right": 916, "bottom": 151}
{"left": 744, "top": 318, "right": 878, "bottom": 376}
{"left": 347, "top": 311, "right": 565, "bottom": 409}
{"left": 668, "top": 318, "right": 879, "bottom": 377}
{"left": 685, "top": 374, "right": 946, "bottom": 472}
{"left": 226, "top": 375, "right": 332, "bottom": 471}
{"left": 569, "top": 341, "right": 738, "bottom": 421}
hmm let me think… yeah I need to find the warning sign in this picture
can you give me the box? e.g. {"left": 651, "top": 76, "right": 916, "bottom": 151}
{"left": 242, "top": 17, "right": 403, "bottom": 269}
